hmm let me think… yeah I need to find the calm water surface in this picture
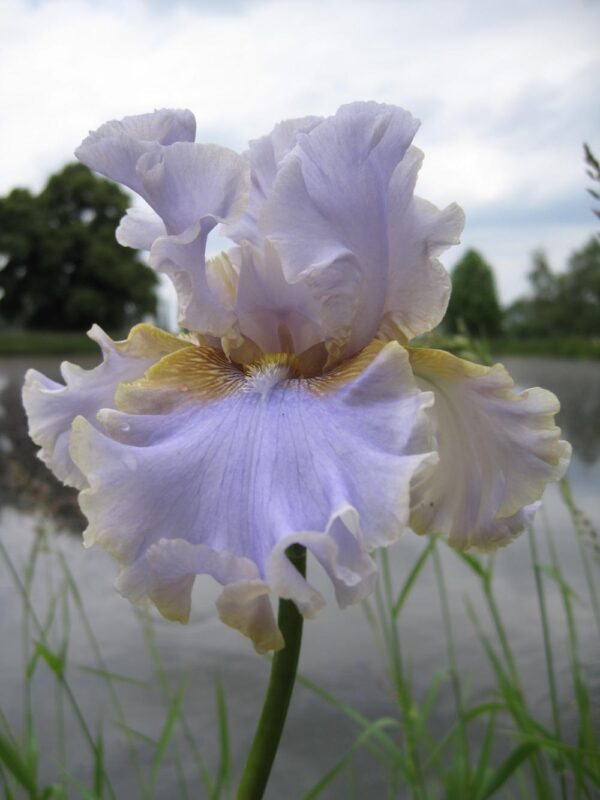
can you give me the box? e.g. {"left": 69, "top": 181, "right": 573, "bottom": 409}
{"left": 0, "top": 354, "right": 599, "bottom": 798}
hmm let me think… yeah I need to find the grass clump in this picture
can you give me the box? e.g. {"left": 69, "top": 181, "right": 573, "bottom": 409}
{"left": 0, "top": 481, "right": 598, "bottom": 798}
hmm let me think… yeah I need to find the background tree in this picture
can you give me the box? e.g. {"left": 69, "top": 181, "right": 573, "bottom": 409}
{"left": 562, "top": 237, "right": 600, "bottom": 335}
{"left": 444, "top": 249, "right": 502, "bottom": 337}
{"left": 504, "top": 240, "right": 600, "bottom": 338}
{"left": 0, "top": 163, "right": 158, "bottom": 332}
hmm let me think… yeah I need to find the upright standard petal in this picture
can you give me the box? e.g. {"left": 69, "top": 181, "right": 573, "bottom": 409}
{"left": 408, "top": 348, "right": 571, "bottom": 551}
{"left": 262, "top": 102, "right": 428, "bottom": 356}
{"left": 231, "top": 241, "right": 325, "bottom": 358}
{"left": 75, "top": 109, "right": 196, "bottom": 196}
{"left": 137, "top": 142, "right": 249, "bottom": 235}
{"left": 140, "top": 143, "right": 250, "bottom": 335}
{"left": 69, "top": 341, "right": 434, "bottom": 651}
{"left": 224, "top": 115, "right": 322, "bottom": 246}
{"left": 381, "top": 150, "right": 464, "bottom": 341}
{"left": 22, "top": 324, "right": 191, "bottom": 489}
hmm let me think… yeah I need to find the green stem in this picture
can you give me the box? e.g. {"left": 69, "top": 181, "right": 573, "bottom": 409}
{"left": 236, "top": 545, "right": 306, "bottom": 800}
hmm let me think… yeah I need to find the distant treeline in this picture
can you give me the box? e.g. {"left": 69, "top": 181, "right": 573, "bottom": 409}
{"left": 444, "top": 143, "right": 600, "bottom": 349}
{"left": 443, "top": 240, "right": 600, "bottom": 344}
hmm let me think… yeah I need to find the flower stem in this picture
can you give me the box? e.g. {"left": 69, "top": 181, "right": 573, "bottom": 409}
{"left": 236, "top": 544, "right": 306, "bottom": 800}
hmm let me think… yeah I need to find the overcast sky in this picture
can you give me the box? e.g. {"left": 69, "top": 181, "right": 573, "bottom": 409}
{"left": 1, "top": 0, "right": 598, "bottom": 304}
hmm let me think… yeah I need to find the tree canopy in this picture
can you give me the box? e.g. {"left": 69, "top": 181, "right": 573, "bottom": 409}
{"left": 444, "top": 248, "right": 503, "bottom": 337}
{"left": 504, "top": 239, "right": 600, "bottom": 338}
{"left": 0, "top": 163, "right": 158, "bottom": 332}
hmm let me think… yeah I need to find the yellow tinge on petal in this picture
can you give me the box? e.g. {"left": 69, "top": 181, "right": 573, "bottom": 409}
{"left": 206, "top": 251, "right": 239, "bottom": 307}
{"left": 407, "top": 347, "right": 571, "bottom": 550}
{"left": 111, "top": 322, "right": 195, "bottom": 359}
{"left": 308, "top": 340, "right": 387, "bottom": 395}
{"left": 116, "top": 346, "right": 246, "bottom": 413}
{"left": 116, "top": 337, "right": 398, "bottom": 415}
{"left": 408, "top": 346, "right": 489, "bottom": 381}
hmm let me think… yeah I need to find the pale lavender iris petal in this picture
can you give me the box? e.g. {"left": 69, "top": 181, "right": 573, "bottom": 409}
{"left": 68, "top": 341, "right": 435, "bottom": 651}
{"left": 232, "top": 241, "right": 324, "bottom": 355}
{"left": 408, "top": 349, "right": 571, "bottom": 551}
{"left": 137, "top": 143, "right": 250, "bottom": 334}
{"left": 225, "top": 115, "right": 322, "bottom": 246}
{"left": 75, "top": 109, "right": 196, "bottom": 197}
{"left": 137, "top": 143, "right": 249, "bottom": 235}
{"left": 22, "top": 325, "right": 190, "bottom": 489}
{"left": 382, "top": 148, "right": 464, "bottom": 340}
{"left": 116, "top": 207, "right": 166, "bottom": 251}
{"left": 260, "top": 102, "right": 420, "bottom": 354}
{"left": 150, "top": 228, "right": 238, "bottom": 337}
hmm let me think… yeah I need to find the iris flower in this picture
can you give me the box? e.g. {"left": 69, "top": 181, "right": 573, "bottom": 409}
{"left": 23, "top": 103, "right": 570, "bottom": 653}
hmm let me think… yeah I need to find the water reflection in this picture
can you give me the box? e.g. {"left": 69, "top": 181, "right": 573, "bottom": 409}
{"left": 501, "top": 356, "right": 600, "bottom": 465}
{"left": 0, "top": 355, "right": 91, "bottom": 530}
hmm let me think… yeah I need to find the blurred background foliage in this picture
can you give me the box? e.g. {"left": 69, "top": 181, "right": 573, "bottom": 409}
{"left": 444, "top": 238, "right": 600, "bottom": 342}
{"left": 0, "top": 164, "right": 158, "bottom": 334}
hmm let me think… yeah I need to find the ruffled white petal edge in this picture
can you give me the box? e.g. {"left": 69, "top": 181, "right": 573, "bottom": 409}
{"left": 408, "top": 348, "right": 571, "bottom": 551}
{"left": 22, "top": 324, "right": 191, "bottom": 489}
{"left": 113, "top": 505, "right": 377, "bottom": 654}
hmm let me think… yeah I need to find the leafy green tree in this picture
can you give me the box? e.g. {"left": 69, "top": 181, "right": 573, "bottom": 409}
{"left": 0, "top": 163, "right": 158, "bottom": 332}
{"left": 444, "top": 249, "right": 503, "bottom": 337}
{"left": 504, "top": 240, "right": 600, "bottom": 338}
{"left": 562, "top": 237, "right": 600, "bottom": 335}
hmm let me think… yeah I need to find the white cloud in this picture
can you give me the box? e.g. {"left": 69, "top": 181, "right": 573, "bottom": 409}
{"left": 1, "top": 0, "right": 598, "bottom": 301}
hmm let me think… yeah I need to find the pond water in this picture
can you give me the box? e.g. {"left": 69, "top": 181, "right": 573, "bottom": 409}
{"left": 0, "top": 354, "right": 599, "bottom": 798}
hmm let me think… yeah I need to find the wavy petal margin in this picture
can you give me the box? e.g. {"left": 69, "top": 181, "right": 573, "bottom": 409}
{"left": 69, "top": 340, "right": 435, "bottom": 651}
{"left": 224, "top": 114, "right": 322, "bottom": 246}
{"left": 77, "top": 111, "right": 251, "bottom": 335}
{"left": 142, "top": 142, "right": 250, "bottom": 334}
{"left": 408, "top": 348, "right": 571, "bottom": 551}
{"left": 260, "top": 102, "right": 462, "bottom": 357}
{"left": 75, "top": 108, "right": 196, "bottom": 196}
{"left": 22, "top": 324, "right": 191, "bottom": 489}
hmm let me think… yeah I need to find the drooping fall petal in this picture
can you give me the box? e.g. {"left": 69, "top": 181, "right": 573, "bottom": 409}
{"left": 22, "top": 324, "right": 191, "bottom": 489}
{"left": 408, "top": 348, "right": 571, "bottom": 551}
{"left": 68, "top": 341, "right": 435, "bottom": 651}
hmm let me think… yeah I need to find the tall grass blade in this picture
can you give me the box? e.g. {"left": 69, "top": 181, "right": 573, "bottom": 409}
{"left": 302, "top": 718, "right": 398, "bottom": 799}
{"left": 213, "top": 673, "right": 231, "bottom": 800}
{"left": 139, "top": 612, "right": 212, "bottom": 795}
{"left": 149, "top": 674, "right": 189, "bottom": 792}
{"left": 90, "top": 728, "right": 104, "bottom": 799}
{"left": 296, "top": 672, "right": 405, "bottom": 774}
{"left": 392, "top": 536, "right": 436, "bottom": 617}
{"left": 560, "top": 479, "right": 600, "bottom": 641}
{"left": 0, "top": 733, "right": 37, "bottom": 793}
{"left": 76, "top": 665, "right": 149, "bottom": 688}
{"left": 478, "top": 743, "right": 539, "bottom": 799}
{"left": 34, "top": 640, "right": 66, "bottom": 677}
